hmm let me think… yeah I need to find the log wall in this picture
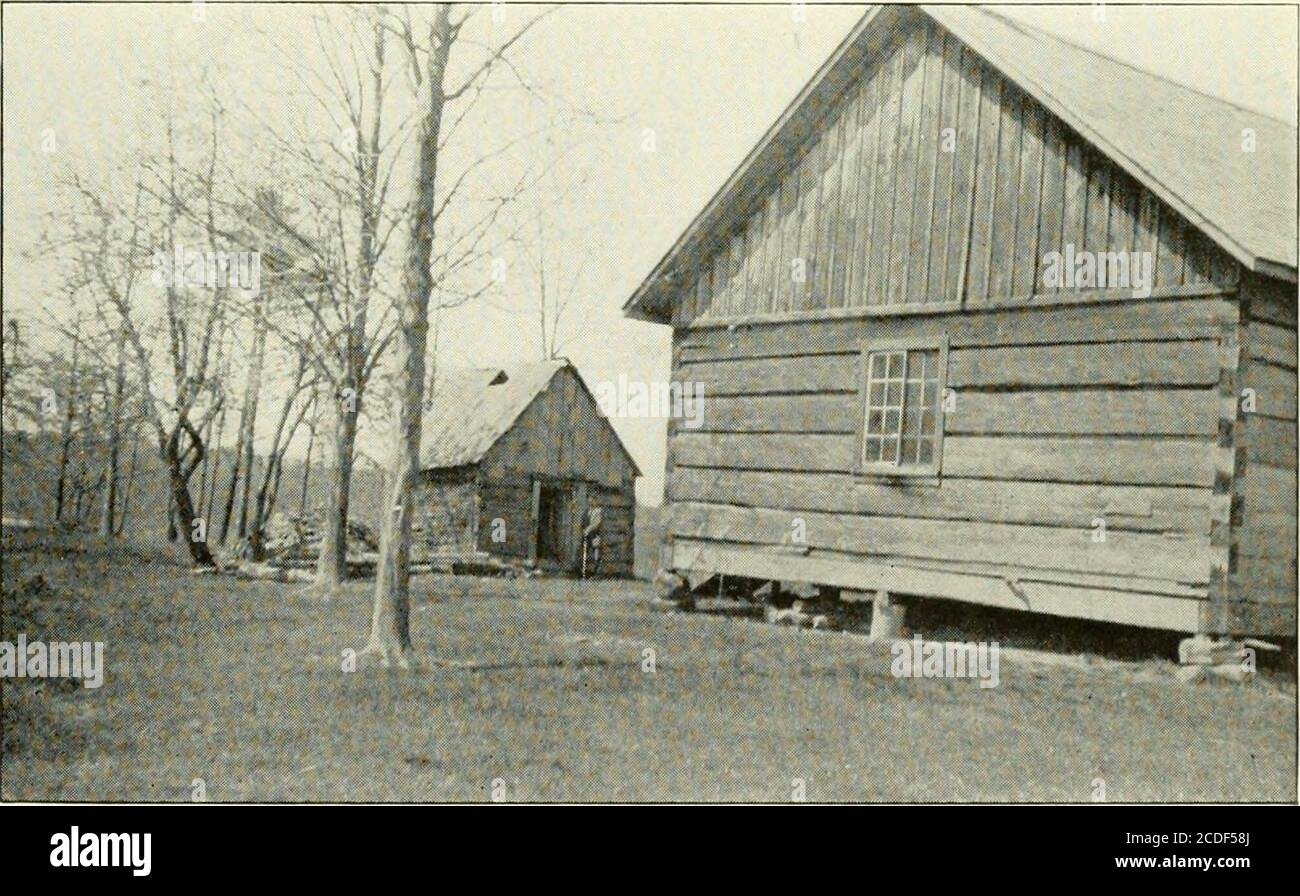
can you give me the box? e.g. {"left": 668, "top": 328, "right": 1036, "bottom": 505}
{"left": 664, "top": 294, "right": 1266, "bottom": 632}
{"left": 1231, "top": 272, "right": 1298, "bottom": 632}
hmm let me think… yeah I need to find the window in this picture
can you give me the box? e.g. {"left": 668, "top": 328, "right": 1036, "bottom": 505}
{"left": 859, "top": 340, "right": 947, "bottom": 477}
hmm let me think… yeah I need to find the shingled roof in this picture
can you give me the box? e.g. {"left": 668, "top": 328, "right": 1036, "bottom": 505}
{"left": 419, "top": 360, "right": 568, "bottom": 470}
{"left": 418, "top": 359, "right": 640, "bottom": 476}
{"left": 625, "top": 4, "right": 1297, "bottom": 321}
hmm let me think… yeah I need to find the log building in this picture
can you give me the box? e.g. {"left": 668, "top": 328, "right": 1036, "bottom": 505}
{"left": 415, "top": 360, "right": 639, "bottom": 576}
{"left": 625, "top": 5, "right": 1297, "bottom": 635}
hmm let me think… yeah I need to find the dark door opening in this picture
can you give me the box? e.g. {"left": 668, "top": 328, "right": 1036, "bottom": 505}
{"left": 535, "top": 482, "right": 571, "bottom": 564}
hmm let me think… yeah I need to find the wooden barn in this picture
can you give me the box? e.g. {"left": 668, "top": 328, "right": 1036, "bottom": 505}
{"left": 626, "top": 5, "right": 1298, "bottom": 637}
{"left": 414, "top": 359, "right": 639, "bottom": 576}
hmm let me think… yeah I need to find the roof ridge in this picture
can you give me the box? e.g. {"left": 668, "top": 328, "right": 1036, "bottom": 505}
{"left": 975, "top": 5, "right": 1294, "bottom": 128}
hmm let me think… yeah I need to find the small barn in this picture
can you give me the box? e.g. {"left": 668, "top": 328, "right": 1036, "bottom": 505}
{"left": 626, "top": 5, "right": 1297, "bottom": 637}
{"left": 414, "top": 359, "right": 639, "bottom": 576}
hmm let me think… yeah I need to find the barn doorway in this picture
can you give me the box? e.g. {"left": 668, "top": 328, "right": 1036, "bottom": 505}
{"left": 534, "top": 482, "right": 573, "bottom": 564}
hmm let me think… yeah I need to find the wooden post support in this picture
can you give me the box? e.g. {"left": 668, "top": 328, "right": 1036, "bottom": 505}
{"left": 869, "top": 590, "right": 906, "bottom": 642}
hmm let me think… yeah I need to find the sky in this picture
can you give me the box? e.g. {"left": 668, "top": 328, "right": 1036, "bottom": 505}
{"left": 4, "top": 2, "right": 1296, "bottom": 505}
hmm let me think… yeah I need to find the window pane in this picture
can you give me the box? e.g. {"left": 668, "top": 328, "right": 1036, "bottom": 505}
{"left": 862, "top": 346, "right": 943, "bottom": 471}
{"left": 906, "top": 350, "right": 927, "bottom": 381}
{"left": 886, "top": 351, "right": 904, "bottom": 378}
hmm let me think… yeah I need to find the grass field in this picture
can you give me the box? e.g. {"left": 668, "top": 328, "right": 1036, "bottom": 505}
{"left": 2, "top": 531, "right": 1294, "bottom": 802}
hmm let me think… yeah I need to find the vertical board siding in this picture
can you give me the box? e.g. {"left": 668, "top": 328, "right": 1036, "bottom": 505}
{"left": 867, "top": 39, "right": 905, "bottom": 306}
{"left": 907, "top": 24, "right": 945, "bottom": 305}
{"left": 814, "top": 107, "right": 845, "bottom": 308}
{"left": 946, "top": 45, "right": 982, "bottom": 304}
{"left": 985, "top": 81, "right": 1023, "bottom": 302}
{"left": 926, "top": 31, "right": 960, "bottom": 303}
{"left": 966, "top": 61, "right": 1002, "bottom": 303}
{"left": 481, "top": 368, "right": 637, "bottom": 490}
{"left": 888, "top": 27, "right": 926, "bottom": 306}
{"left": 831, "top": 93, "right": 862, "bottom": 308}
{"left": 794, "top": 141, "right": 821, "bottom": 310}
{"left": 1036, "top": 115, "right": 1067, "bottom": 289}
{"left": 685, "top": 22, "right": 1237, "bottom": 323}
{"left": 846, "top": 74, "right": 877, "bottom": 305}
{"left": 1012, "top": 101, "right": 1045, "bottom": 299}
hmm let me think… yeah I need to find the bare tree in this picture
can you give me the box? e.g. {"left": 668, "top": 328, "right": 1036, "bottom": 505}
{"left": 298, "top": 387, "right": 322, "bottom": 517}
{"left": 53, "top": 311, "right": 84, "bottom": 527}
{"left": 360, "top": 2, "right": 557, "bottom": 667}
{"left": 56, "top": 99, "right": 230, "bottom": 565}
{"left": 98, "top": 317, "right": 130, "bottom": 536}
{"left": 217, "top": 287, "right": 267, "bottom": 545}
{"left": 224, "top": 8, "right": 408, "bottom": 591}
{"left": 517, "top": 151, "right": 607, "bottom": 361}
{"left": 246, "top": 348, "right": 317, "bottom": 559}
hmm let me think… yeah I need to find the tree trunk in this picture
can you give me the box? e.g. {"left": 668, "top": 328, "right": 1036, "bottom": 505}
{"left": 99, "top": 327, "right": 128, "bottom": 537}
{"left": 218, "top": 443, "right": 241, "bottom": 544}
{"left": 204, "top": 398, "right": 227, "bottom": 535}
{"left": 315, "top": 398, "right": 358, "bottom": 589}
{"left": 299, "top": 396, "right": 317, "bottom": 517}
{"left": 168, "top": 492, "right": 179, "bottom": 542}
{"left": 55, "top": 318, "right": 82, "bottom": 527}
{"left": 219, "top": 301, "right": 266, "bottom": 545}
{"left": 164, "top": 423, "right": 215, "bottom": 567}
{"left": 319, "top": 18, "right": 386, "bottom": 591}
{"left": 115, "top": 432, "right": 139, "bottom": 536}
{"left": 171, "top": 464, "right": 214, "bottom": 566}
{"left": 235, "top": 314, "right": 267, "bottom": 541}
{"left": 365, "top": 4, "right": 453, "bottom": 668}
{"left": 195, "top": 417, "right": 213, "bottom": 520}
{"left": 100, "top": 429, "right": 120, "bottom": 536}
{"left": 249, "top": 369, "right": 310, "bottom": 561}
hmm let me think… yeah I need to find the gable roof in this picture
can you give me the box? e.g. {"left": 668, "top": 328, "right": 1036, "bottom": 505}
{"left": 625, "top": 4, "right": 1297, "bottom": 322}
{"left": 419, "top": 359, "right": 640, "bottom": 476}
{"left": 420, "top": 360, "right": 566, "bottom": 469}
